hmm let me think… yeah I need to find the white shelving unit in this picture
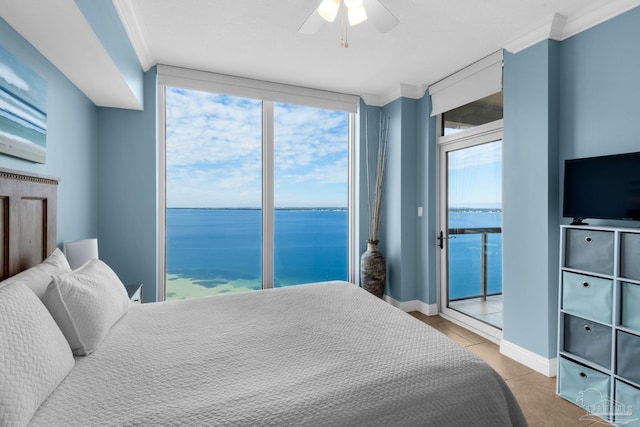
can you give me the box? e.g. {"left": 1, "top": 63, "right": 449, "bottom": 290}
{"left": 557, "top": 225, "right": 640, "bottom": 426}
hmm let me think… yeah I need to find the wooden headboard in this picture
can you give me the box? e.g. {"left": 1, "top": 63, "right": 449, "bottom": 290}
{"left": 0, "top": 168, "right": 59, "bottom": 281}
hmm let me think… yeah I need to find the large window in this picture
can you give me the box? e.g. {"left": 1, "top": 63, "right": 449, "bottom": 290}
{"left": 161, "top": 82, "right": 353, "bottom": 300}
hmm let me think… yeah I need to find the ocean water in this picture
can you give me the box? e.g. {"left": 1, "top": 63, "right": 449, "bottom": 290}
{"left": 448, "top": 210, "right": 502, "bottom": 299}
{"left": 166, "top": 208, "right": 501, "bottom": 299}
{"left": 166, "top": 209, "right": 348, "bottom": 293}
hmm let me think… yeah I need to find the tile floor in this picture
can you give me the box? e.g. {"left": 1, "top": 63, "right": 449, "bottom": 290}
{"left": 449, "top": 294, "right": 503, "bottom": 329}
{"left": 409, "top": 312, "right": 612, "bottom": 427}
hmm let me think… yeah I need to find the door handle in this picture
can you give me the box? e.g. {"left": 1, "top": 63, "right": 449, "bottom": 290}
{"left": 437, "top": 231, "right": 455, "bottom": 249}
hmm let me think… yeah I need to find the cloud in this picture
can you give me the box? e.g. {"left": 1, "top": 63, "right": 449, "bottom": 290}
{"left": 448, "top": 140, "right": 501, "bottom": 171}
{"left": 165, "top": 87, "right": 349, "bottom": 208}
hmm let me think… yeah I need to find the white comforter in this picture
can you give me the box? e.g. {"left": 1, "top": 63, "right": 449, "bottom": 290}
{"left": 30, "top": 281, "right": 526, "bottom": 426}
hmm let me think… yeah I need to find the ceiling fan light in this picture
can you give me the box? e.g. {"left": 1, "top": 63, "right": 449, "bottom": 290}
{"left": 317, "top": 0, "right": 341, "bottom": 22}
{"left": 344, "top": 0, "right": 364, "bottom": 8}
{"left": 348, "top": 5, "right": 367, "bottom": 26}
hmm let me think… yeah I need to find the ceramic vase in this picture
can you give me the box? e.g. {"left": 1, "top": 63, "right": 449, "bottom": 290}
{"left": 360, "top": 240, "right": 386, "bottom": 298}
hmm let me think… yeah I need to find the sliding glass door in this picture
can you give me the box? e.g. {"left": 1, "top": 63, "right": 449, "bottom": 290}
{"left": 438, "top": 122, "right": 503, "bottom": 339}
{"left": 163, "top": 87, "right": 351, "bottom": 300}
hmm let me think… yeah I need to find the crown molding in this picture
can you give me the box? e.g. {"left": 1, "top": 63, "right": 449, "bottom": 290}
{"left": 113, "top": 0, "right": 154, "bottom": 71}
{"left": 360, "top": 83, "right": 427, "bottom": 107}
{"left": 504, "top": 13, "right": 567, "bottom": 53}
{"left": 562, "top": 0, "right": 640, "bottom": 39}
{"left": 505, "top": 0, "right": 640, "bottom": 53}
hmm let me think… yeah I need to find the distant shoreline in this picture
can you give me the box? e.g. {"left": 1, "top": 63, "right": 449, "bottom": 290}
{"left": 449, "top": 208, "right": 502, "bottom": 213}
{"left": 167, "top": 207, "right": 348, "bottom": 211}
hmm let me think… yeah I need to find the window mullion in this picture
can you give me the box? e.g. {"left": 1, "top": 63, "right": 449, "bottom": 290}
{"left": 262, "top": 101, "right": 275, "bottom": 289}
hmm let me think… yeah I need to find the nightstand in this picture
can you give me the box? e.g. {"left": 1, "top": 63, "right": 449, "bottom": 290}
{"left": 125, "top": 284, "right": 143, "bottom": 304}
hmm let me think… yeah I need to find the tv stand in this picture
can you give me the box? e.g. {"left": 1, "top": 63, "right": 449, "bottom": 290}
{"left": 570, "top": 218, "right": 588, "bottom": 226}
{"left": 557, "top": 225, "right": 640, "bottom": 425}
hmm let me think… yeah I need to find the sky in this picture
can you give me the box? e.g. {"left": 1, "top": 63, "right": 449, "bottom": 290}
{"left": 448, "top": 140, "right": 502, "bottom": 209}
{"left": 165, "top": 87, "right": 349, "bottom": 208}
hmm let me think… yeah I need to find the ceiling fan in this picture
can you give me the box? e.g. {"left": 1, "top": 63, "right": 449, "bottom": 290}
{"left": 299, "top": 0, "right": 399, "bottom": 47}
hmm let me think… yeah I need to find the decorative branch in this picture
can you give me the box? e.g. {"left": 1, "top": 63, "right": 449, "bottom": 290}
{"left": 365, "top": 112, "right": 389, "bottom": 243}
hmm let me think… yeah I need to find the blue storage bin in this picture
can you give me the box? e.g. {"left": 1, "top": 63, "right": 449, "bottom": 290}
{"left": 562, "top": 271, "right": 613, "bottom": 324}
{"left": 563, "top": 314, "right": 611, "bottom": 369}
{"left": 621, "top": 233, "right": 640, "bottom": 281}
{"left": 615, "top": 380, "right": 640, "bottom": 426}
{"left": 558, "top": 357, "right": 611, "bottom": 413}
{"left": 617, "top": 331, "right": 640, "bottom": 385}
{"left": 565, "top": 229, "right": 614, "bottom": 275}
{"left": 621, "top": 282, "right": 640, "bottom": 333}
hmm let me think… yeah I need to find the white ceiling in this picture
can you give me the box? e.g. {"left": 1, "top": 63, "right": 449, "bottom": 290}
{"left": 3, "top": 0, "right": 640, "bottom": 108}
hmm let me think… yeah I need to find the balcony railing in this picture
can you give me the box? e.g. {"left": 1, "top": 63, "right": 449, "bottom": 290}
{"left": 448, "top": 227, "right": 502, "bottom": 302}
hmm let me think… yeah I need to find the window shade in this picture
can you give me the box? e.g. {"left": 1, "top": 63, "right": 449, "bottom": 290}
{"left": 429, "top": 50, "right": 503, "bottom": 117}
{"left": 157, "top": 65, "right": 359, "bottom": 113}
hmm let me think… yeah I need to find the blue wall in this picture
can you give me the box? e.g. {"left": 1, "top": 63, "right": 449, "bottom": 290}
{"left": 503, "top": 40, "right": 560, "bottom": 358}
{"left": 0, "top": 18, "right": 98, "bottom": 247}
{"left": 559, "top": 6, "right": 640, "bottom": 229}
{"left": 377, "top": 98, "right": 419, "bottom": 302}
{"left": 502, "top": 6, "right": 640, "bottom": 359}
{"left": 97, "top": 68, "right": 158, "bottom": 302}
{"left": 415, "top": 95, "right": 437, "bottom": 305}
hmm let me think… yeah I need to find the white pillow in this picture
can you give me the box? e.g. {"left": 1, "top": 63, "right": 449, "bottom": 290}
{"left": 43, "top": 259, "right": 131, "bottom": 356}
{"left": 0, "top": 280, "right": 75, "bottom": 426}
{"left": 5, "top": 248, "right": 72, "bottom": 299}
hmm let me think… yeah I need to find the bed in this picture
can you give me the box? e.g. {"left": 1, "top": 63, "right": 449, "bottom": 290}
{"left": 0, "top": 169, "right": 527, "bottom": 426}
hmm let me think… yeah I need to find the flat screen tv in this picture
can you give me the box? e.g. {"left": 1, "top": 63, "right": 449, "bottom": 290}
{"left": 563, "top": 151, "right": 640, "bottom": 225}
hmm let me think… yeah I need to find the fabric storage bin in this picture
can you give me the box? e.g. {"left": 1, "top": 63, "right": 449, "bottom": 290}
{"left": 563, "top": 314, "right": 611, "bottom": 369}
{"left": 615, "top": 380, "right": 640, "bottom": 427}
{"left": 558, "top": 357, "right": 610, "bottom": 410}
{"left": 562, "top": 271, "right": 612, "bottom": 324}
{"left": 621, "top": 233, "right": 640, "bottom": 281}
{"left": 617, "top": 331, "right": 640, "bottom": 385}
{"left": 565, "top": 228, "right": 614, "bottom": 275}
{"left": 621, "top": 282, "right": 640, "bottom": 332}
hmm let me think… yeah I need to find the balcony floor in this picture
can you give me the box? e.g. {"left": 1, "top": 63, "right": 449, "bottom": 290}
{"left": 449, "top": 294, "right": 503, "bottom": 329}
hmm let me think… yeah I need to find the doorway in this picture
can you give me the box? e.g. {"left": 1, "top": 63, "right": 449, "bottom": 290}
{"left": 438, "top": 121, "right": 503, "bottom": 341}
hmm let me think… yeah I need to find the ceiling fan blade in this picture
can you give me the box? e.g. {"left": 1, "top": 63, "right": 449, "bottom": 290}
{"left": 364, "top": 0, "right": 399, "bottom": 33}
{"left": 298, "top": 7, "right": 325, "bottom": 34}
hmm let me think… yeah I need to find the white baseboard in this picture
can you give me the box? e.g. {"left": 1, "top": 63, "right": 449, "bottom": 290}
{"left": 383, "top": 295, "right": 438, "bottom": 316}
{"left": 500, "top": 339, "right": 557, "bottom": 377}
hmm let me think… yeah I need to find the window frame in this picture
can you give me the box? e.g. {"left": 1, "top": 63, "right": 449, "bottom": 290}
{"left": 157, "top": 70, "right": 357, "bottom": 300}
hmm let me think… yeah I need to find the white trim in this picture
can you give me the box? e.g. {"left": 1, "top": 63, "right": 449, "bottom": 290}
{"left": 262, "top": 102, "right": 275, "bottom": 289}
{"left": 505, "top": 0, "right": 640, "bottom": 53}
{"left": 549, "top": 13, "right": 569, "bottom": 40}
{"left": 501, "top": 339, "right": 558, "bottom": 377}
{"left": 383, "top": 295, "right": 438, "bottom": 315}
{"left": 428, "top": 51, "right": 503, "bottom": 117}
{"left": 157, "top": 85, "right": 166, "bottom": 302}
{"left": 563, "top": 0, "right": 640, "bottom": 40}
{"left": 438, "top": 311, "right": 502, "bottom": 344}
{"left": 157, "top": 65, "right": 359, "bottom": 113}
{"left": 348, "top": 114, "right": 356, "bottom": 283}
{"left": 436, "top": 120, "right": 504, "bottom": 344}
{"left": 112, "top": 0, "right": 154, "bottom": 71}
{"left": 344, "top": 84, "right": 428, "bottom": 107}
{"left": 437, "top": 119, "right": 504, "bottom": 147}
{"left": 504, "top": 13, "right": 567, "bottom": 53}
